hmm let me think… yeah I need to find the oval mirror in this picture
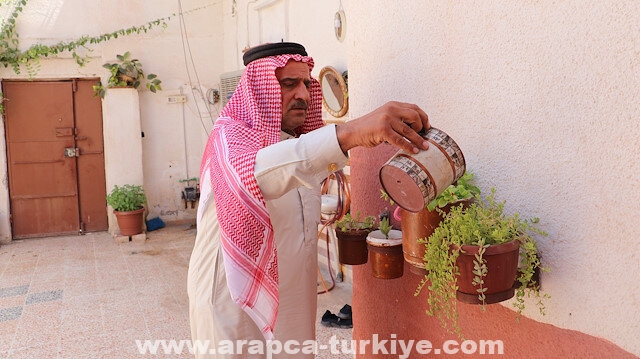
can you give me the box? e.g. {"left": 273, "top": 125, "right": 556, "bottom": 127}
{"left": 334, "top": 10, "right": 346, "bottom": 42}
{"left": 319, "top": 66, "right": 348, "bottom": 118}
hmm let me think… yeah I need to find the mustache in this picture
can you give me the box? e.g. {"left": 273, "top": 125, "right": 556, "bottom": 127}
{"left": 288, "top": 100, "right": 308, "bottom": 111}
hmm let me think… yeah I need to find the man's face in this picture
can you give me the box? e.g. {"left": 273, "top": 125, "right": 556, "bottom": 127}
{"left": 275, "top": 60, "right": 312, "bottom": 131}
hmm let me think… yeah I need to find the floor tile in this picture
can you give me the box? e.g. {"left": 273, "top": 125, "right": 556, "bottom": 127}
{"left": 0, "top": 307, "right": 22, "bottom": 323}
{"left": 0, "top": 285, "right": 29, "bottom": 299}
{"left": 7, "top": 344, "right": 61, "bottom": 359}
{"left": 12, "top": 302, "right": 61, "bottom": 350}
{"left": 25, "top": 289, "right": 63, "bottom": 305}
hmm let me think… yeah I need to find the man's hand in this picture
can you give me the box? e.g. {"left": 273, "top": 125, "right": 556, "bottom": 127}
{"left": 335, "top": 101, "right": 431, "bottom": 154}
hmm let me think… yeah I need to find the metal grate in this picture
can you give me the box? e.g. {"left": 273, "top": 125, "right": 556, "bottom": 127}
{"left": 219, "top": 69, "right": 244, "bottom": 106}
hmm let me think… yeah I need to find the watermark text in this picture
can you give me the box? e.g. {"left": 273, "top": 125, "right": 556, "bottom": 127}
{"left": 136, "top": 335, "right": 504, "bottom": 357}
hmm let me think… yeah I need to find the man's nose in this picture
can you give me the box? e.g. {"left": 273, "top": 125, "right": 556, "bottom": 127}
{"left": 293, "top": 83, "right": 310, "bottom": 101}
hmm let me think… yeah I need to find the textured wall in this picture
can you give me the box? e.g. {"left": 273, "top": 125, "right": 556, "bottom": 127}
{"left": 347, "top": 0, "right": 640, "bottom": 356}
{"left": 102, "top": 88, "right": 144, "bottom": 234}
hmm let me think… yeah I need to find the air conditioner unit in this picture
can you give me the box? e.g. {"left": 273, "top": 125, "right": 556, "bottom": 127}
{"left": 219, "top": 69, "right": 244, "bottom": 106}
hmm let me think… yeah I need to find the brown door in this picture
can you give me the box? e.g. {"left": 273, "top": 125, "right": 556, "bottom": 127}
{"left": 3, "top": 79, "right": 107, "bottom": 238}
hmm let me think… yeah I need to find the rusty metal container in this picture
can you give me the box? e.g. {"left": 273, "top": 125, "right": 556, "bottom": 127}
{"left": 366, "top": 230, "right": 404, "bottom": 279}
{"left": 380, "top": 127, "right": 466, "bottom": 213}
{"left": 336, "top": 229, "right": 370, "bottom": 265}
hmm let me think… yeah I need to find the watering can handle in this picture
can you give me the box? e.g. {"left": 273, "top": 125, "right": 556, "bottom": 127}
{"left": 393, "top": 206, "right": 402, "bottom": 221}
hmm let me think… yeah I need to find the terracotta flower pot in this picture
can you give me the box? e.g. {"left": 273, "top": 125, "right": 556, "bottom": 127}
{"left": 455, "top": 239, "right": 520, "bottom": 304}
{"left": 366, "top": 230, "right": 404, "bottom": 279}
{"left": 399, "top": 199, "right": 473, "bottom": 273}
{"left": 114, "top": 207, "right": 145, "bottom": 236}
{"left": 336, "top": 229, "right": 370, "bottom": 265}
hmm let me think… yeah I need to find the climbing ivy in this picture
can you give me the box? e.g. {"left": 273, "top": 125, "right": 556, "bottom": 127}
{"left": 0, "top": 0, "right": 195, "bottom": 77}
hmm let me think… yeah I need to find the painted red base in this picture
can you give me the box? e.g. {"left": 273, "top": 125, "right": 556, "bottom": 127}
{"left": 351, "top": 262, "right": 635, "bottom": 358}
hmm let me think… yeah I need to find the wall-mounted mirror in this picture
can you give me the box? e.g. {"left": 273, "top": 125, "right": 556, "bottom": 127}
{"left": 334, "top": 10, "right": 346, "bottom": 42}
{"left": 319, "top": 66, "right": 348, "bottom": 118}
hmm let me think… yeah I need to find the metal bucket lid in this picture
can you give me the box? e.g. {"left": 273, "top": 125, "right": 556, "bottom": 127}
{"left": 379, "top": 127, "right": 466, "bottom": 213}
{"left": 379, "top": 157, "right": 433, "bottom": 213}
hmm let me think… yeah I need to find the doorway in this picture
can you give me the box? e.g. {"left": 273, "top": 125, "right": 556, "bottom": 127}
{"left": 2, "top": 79, "right": 108, "bottom": 238}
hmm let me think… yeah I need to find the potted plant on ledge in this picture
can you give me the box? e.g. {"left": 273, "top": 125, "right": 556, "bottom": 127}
{"left": 335, "top": 211, "right": 376, "bottom": 265}
{"left": 93, "top": 51, "right": 162, "bottom": 98}
{"left": 106, "top": 184, "right": 147, "bottom": 236}
{"left": 416, "top": 188, "right": 549, "bottom": 337}
{"left": 366, "top": 216, "right": 404, "bottom": 279}
{"left": 397, "top": 172, "right": 480, "bottom": 273}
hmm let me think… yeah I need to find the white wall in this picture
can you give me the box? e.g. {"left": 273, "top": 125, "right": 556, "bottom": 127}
{"left": 348, "top": 0, "right": 640, "bottom": 355}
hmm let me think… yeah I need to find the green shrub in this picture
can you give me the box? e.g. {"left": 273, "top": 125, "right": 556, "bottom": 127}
{"left": 106, "top": 184, "right": 146, "bottom": 212}
{"left": 335, "top": 211, "right": 375, "bottom": 232}
{"left": 416, "top": 188, "right": 549, "bottom": 337}
{"left": 427, "top": 172, "right": 481, "bottom": 211}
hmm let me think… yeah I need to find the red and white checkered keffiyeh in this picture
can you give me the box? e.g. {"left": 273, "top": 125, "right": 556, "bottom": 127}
{"left": 199, "top": 53, "right": 323, "bottom": 339}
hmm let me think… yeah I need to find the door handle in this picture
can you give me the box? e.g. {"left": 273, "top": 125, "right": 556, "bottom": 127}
{"left": 64, "top": 147, "right": 80, "bottom": 157}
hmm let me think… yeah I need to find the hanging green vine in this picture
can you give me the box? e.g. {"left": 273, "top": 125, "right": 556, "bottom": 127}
{"left": 0, "top": 0, "right": 207, "bottom": 77}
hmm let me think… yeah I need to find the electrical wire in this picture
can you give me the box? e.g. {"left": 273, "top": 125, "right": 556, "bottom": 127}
{"left": 177, "top": 0, "right": 218, "bottom": 135}
{"left": 317, "top": 170, "right": 351, "bottom": 294}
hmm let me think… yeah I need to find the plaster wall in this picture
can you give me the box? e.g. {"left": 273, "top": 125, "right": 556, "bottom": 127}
{"left": 102, "top": 88, "right": 143, "bottom": 189}
{"left": 347, "top": 0, "right": 639, "bottom": 356}
{"left": 102, "top": 88, "right": 143, "bottom": 234}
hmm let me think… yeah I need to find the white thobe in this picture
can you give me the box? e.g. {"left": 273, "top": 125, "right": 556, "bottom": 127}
{"left": 187, "top": 124, "right": 348, "bottom": 358}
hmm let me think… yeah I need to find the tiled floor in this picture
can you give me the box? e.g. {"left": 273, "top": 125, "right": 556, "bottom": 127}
{"left": 0, "top": 224, "right": 353, "bottom": 358}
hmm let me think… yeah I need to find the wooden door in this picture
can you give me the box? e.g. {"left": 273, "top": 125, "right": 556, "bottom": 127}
{"left": 3, "top": 79, "right": 107, "bottom": 238}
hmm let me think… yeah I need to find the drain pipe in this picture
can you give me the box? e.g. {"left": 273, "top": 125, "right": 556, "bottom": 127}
{"left": 180, "top": 86, "right": 190, "bottom": 180}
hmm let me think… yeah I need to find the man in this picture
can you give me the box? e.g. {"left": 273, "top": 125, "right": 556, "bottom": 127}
{"left": 187, "top": 42, "right": 429, "bottom": 358}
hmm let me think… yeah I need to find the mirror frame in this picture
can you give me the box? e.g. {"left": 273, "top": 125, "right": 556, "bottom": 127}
{"left": 318, "top": 66, "right": 349, "bottom": 118}
{"left": 334, "top": 10, "right": 346, "bottom": 42}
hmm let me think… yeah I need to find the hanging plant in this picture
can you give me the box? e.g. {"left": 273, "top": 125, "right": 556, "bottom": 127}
{"left": 415, "top": 188, "right": 550, "bottom": 338}
{"left": 92, "top": 52, "right": 162, "bottom": 98}
{"left": 0, "top": 0, "right": 211, "bottom": 77}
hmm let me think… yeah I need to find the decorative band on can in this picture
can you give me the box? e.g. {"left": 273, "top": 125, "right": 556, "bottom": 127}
{"left": 379, "top": 126, "right": 466, "bottom": 213}
{"left": 423, "top": 127, "right": 466, "bottom": 181}
{"left": 387, "top": 155, "right": 437, "bottom": 206}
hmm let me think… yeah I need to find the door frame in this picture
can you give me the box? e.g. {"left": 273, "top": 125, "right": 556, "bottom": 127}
{"left": 0, "top": 77, "right": 110, "bottom": 242}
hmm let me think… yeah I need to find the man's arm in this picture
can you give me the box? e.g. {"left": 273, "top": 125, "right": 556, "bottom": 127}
{"left": 255, "top": 124, "right": 348, "bottom": 200}
{"left": 255, "top": 101, "right": 430, "bottom": 200}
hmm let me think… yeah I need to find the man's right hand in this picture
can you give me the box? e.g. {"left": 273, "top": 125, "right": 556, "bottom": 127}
{"left": 335, "top": 101, "right": 431, "bottom": 154}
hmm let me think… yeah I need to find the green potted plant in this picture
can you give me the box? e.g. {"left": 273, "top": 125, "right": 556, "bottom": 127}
{"left": 366, "top": 216, "right": 404, "bottom": 279}
{"left": 398, "top": 172, "right": 480, "bottom": 272}
{"left": 106, "top": 184, "right": 147, "bottom": 236}
{"left": 335, "top": 211, "right": 376, "bottom": 265}
{"left": 416, "top": 188, "right": 549, "bottom": 337}
{"left": 426, "top": 172, "right": 481, "bottom": 211}
{"left": 93, "top": 51, "right": 162, "bottom": 98}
